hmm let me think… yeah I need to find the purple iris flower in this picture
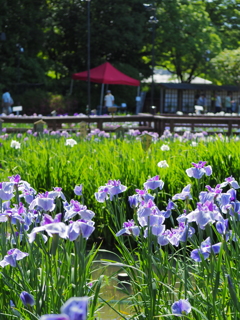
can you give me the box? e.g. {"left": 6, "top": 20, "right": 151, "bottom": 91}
{"left": 144, "top": 222, "right": 165, "bottom": 238}
{"left": 128, "top": 194, "right": 140, "bottom": 208}
{"left": 23, "top": 211, "right": 35, "bottom": 230}
{"left": 20, "top": 291, "right": 35, "bottom": 306}
{"left": 220, "top": 193, "right": 231, "bottom": 206}
{"left": 199, "top": 191, "right": 215, "bottom": 204}
{"left": 29, "top": 192, "right": 55, "bottom": 212}
{"left": 229, "top": 201, "right": 240, "bottom": 216}
{"left": 2, "top": 201, "right": 11, "bottom": 211}
{"left": 191, "top": 237, "right": 222, "bottom": 262}
{"left": 149, "top": 214, "right": 165, "bottom": 228}
{"left": 166, "top": 200, "right": 175, "bottom": 210}
{"left": 0, "top": 211, "right": 23, "bottom": 224}
{"left": 60, "top": 297, "right": 88, "bottom": 320}
{"left": 171, "top": 299, "right": 192, "bottom": 316}
{"left": 8, "top": 174, "right": 21, "bottom": 184}
{"left": 186, "top": 201, "right": 223, "bottom": 229}
{"left": 143, "top": 193, "right": 155, "bottom": 202}
{"left": 0, "top": 248, "right": 28, "bottom": 267}
{"left": 106, "top": 180, "right": 127, "bottom": 200}
{"left": 205, "top": 184, "right": 222, "bottom": 197}
{"left": 200, "top": 237, "right": 211, "bottom": 251}
{"left": 41, "top": 213, "right": 62, "bottom": 226}
{"left": 227, "top": 188, "right": 236, "bottom": 201}
{"left": 77, "top": 207, "right": 95, "bottom": 221}
{"left": 158, "top": 219, "right": 195, "bottom": 247}
{"left": 143, "top": 175, "right": 164, "bottom": 191}
{"left": 68, "top": 220, "right": 95, "bottom": 241}
{"left": 176, "top": 221, "right": 195, "bottom": 242}
{"left": 137, "top": 203, "right": 154, "bottom": 220}
{"left": 186, "top": 161, "right": 212, "bottom": 179}
{"left": 28, "top": 222, "right": 68, "bottom": 243}
{"left": 48, "top": 188, "right": 66, "bottom": 201}
{"left": 19, "top": 186, "right": 36, "bottom": 204}
{"left": 191, "top": 248, "right": 210, "bottom": 262}
{"left": 64, "top": 200, "right": 95, "bottom": 221}
{"left": 216, "top": 219, "right": 228, "bottom": 235}
{"left": 163, "top": 200, "right": 175, "bottom": 218}
{"left": 137, "top": 199, "right": 163, "bottom": 226}
{"left": 94, "top": 186, "right": 109, "bottom": 203}
{"left": 211, "top": 243, "right": 221, "bottom": 254}
{"left": 157, "top": 232, "right": 170, "bottom": 246}
{"left": 95, "top": 180, "right": 127, "bottom": 202}
{"left": 40, "top": 315, "right": 69, "bottom": 320}
{"left": 172, "top": 184, "right": 192, "bottom": 201}
{"left": 116, "top": 219, "right": 140, "bottom": 237}
{"left": 74, "top": 185, "right": 83, "bottom": 196}
{"left": 192, "top": 161, "right": 207, "bottom": 168}
{"left": 135, "top": 189, "right": 155, "bottom": 202}
{"left": 0, "top": 202, "right": 26, "bottom": 224}
{"left": 220, "top": 176, "right": 240, "bottom": 189}
{"left": 0, "top": 182, "right": 15, "bottom": 201}
{"left": 219, "top": 193, "right": 232, "bottom": 213}
{"left": 128, "top": 189, "right": 155, "bottom": 208}
{"left": 10, "top": 300, "right": 15, "bottom": 308}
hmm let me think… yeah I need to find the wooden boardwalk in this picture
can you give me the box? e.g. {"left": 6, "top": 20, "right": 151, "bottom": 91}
{"left": 1, "top": 113, "right": 240, "bottom": 135}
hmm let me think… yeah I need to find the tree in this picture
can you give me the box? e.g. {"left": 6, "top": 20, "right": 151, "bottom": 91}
{"left": 204, "top": 0, "right": 240, "bottom": 50}
{"left": 41, "top": 0, "right": 151, "bottom": 109}
{"left": 42, "top": 0, "right": 151, "bottom": 81}
{"left": 0, "top": 0, "right": 47, "bottom": 91}
{"left": 153, "top": 0, "right": 222, "bottom": 82}
{"left": 211, "top": 47, "right": 240, "bottom": 85}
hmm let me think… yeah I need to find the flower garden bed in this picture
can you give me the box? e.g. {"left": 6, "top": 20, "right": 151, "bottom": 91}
{"left": 0, "top": 129, "right": 240, "bottom": 319}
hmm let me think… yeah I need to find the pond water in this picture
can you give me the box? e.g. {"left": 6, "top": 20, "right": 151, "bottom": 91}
{"left": 92, "top": 252, "right": 194, "bottom": 320}
{"left": 92, "top": 252, "right": 132, "bottom": 320}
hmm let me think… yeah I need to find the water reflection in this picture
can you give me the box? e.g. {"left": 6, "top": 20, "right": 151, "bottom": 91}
{"left": 92, "top": 252, "right": 132, "bottom": 320}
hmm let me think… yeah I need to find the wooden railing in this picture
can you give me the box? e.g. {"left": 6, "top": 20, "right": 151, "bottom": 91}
{"left": 0, "top": 114, "right": 155, "bottom": 133}
{"left": 1, "top": 114, "right": 240, "bottom": 135}
{"left": 154, "top": 115, "right": 240, "bottom": 135}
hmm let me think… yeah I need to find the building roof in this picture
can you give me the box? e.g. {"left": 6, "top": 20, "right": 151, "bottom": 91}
{"left": 142, "top": 68, "right": 212, "bottom": 84}
{"left": 158, "top": 83, "right": 240, "bottom": 91}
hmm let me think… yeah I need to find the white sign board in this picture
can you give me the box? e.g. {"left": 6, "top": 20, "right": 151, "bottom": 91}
{"left": 12, "top": 106, "right": 23, "bottom": 112}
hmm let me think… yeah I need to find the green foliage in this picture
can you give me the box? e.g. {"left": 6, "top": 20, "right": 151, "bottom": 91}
{"left": 42, "top": 0, "right": 149, "bottom": 81}
{"left": 0, "top": 203, "right": 102, "bottom": 319}
{"left": 0, "top": 0, "right": 240, "bottom": 111}
{"left": 1, "top": 133, "right": 240, "bottom": 244}
{"left": 0, "top": 0, "right": 47, "bottom": 88}
{"left": 211, "top": 47, "right": 240, "bottom": 85}
{"left": 1, "top": 134, "right": 240, "bottom": 318}
{"left": 154, "top": 0, "right": 222, "bottom": 82}
{"left": 18, "top": 89, "right": 80, "bottom": 115}
{"left": 205, "top": 0, "right": 240, "bottom": 49}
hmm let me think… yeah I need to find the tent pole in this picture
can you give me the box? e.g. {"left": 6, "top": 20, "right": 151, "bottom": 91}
{"left": 137, "top": 86, "right": 140, "bottom": 96}
{"left": 69, "top": 79, "right": 74, "bottom": 95}
{"left": 86, "top": 0, "right": 91, "bottom": 116}
{"left": 100, "top": 83, "right": 104, "bottom": 115}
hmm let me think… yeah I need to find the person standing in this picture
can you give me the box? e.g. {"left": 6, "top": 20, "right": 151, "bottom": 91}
{"left": 2, "top": 88, "right": 14, "bottom": 115}
{"left": 231, "top": 98, "right": 236, "bottom": 113}
{"left": 104, "top": 90, "right": 114, "bottom": 114}
{"left": 197, "top": 94, "right": 207, "bottom": 113}
{"left": 225, "top": 93, "right": 232, "bottom": 113}
{"left": 215, "top": 93, "right": 222, "bottom": 114}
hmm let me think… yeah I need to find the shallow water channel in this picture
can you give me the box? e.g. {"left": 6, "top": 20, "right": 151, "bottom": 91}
{"left": 92, "top": 251, "right": 192, "bottom": 320}
{"left": 92, "top": 252, "right": 132, "bottom": 320}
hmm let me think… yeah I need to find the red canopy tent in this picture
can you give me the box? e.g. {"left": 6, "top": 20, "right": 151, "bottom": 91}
{"left": 72, "top": 62, "right": 140, "bottom": 114}
{"left": 72, "top": 61, "right": 140, "bottom": 86}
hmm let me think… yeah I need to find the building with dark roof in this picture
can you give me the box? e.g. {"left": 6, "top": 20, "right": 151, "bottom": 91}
{"left": 158, "top": 83, "right": 240, "bottom": 114}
